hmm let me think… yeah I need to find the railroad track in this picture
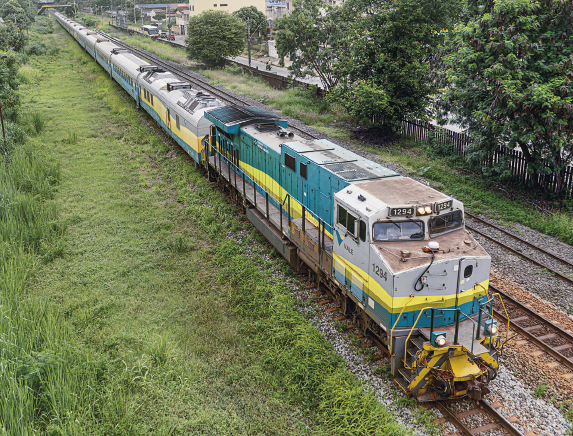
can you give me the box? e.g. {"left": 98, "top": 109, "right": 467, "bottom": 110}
{"left": 465, "top": 213, "right": 573, "bottom": 287}
{"left": 95, "top": 30, "right": 317, "bottom": 141}
{"left": 489, "top": 284, "right": 573, "bottom": 375}
{"left": 436, "top": 399, "right": 524, "bottom": 436}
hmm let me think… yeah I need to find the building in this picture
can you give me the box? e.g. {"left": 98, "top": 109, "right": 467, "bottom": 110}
{"left": 188, "top": 0, "right": 290, "bottom": 21}
{"left": 175, "top": 8, "right": 189, "bottom": 35}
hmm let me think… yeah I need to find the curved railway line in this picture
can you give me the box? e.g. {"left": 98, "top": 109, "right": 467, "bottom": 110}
{"left": 90, "top": 28, "right": 571, "bottom": 435}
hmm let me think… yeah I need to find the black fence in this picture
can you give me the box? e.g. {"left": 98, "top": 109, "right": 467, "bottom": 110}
{"left": 402, "top": 119, "right": 573, "bottom": 196}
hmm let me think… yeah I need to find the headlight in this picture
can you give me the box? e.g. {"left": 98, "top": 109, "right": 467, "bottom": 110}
{"left": 424, "top": 206, "right": 432, "bottom": 214}
{"left": 431, "top": 331, "right": 447, "bottom": 347}
{"left": 485, "top": 319, "right": 498, "bottom": 335}
{"left": 417, "top": 206, "right": 426, "bottom": 215}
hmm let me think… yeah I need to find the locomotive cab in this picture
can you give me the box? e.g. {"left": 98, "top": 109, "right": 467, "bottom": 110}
{"left": 332, "top": 177, "right": 501, "bottom": 402}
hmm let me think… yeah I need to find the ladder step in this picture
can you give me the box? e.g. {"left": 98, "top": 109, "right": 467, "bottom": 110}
{"left": 398, "top": 368, "right": 414, "bottom": 383}
{"left": 393, "top": 376, "right": 410, "bottom": 394}
{"left": 410, "top": 337, "right": 425, "bottom": 350}
{"left": 406, "top": 347, "right": 418, "bottom": 358}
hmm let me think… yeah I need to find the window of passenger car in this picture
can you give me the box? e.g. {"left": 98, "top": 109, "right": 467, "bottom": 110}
{"left": 429, "top": 210, "right": 463, "bottom": 237}
{"left": 176, "top": 114, "right": 180, "bottom": 130}
{"left": 337, "top": 205, "right": 357, "bottom": 236}
{"left": 372, "top": 221, "right": 424, "bottom": 241}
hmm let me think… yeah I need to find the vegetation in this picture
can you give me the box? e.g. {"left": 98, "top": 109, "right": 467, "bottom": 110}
{"left": 185, "top": 10, "right": 246, "bottom": 67}
{"left": 233, "top": 6, "right": 268, "bottom": 37}
{"left": 330, "top": 0, "right": 462, "bottom": 134}
{"left": 440, "top": 0, "right": 573, "bottom": 194}
{"left": 275, "top": 0, "right": 345, "bottom": 90}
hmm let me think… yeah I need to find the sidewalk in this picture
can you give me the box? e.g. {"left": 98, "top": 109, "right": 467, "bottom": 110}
{"left": 229, "top": 55, "right": 324, "bottom": 87}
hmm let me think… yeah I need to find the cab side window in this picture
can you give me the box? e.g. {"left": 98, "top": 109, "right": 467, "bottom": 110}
{"left": 338, "top": 205, "right": 357, "bottom": 237}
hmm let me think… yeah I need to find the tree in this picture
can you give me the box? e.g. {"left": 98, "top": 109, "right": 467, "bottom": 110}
{"left": 185, "top": 10, "right": 246, "bottom": 67}
{"left": 0, "top": 22, "right": 25, "bottom": 51}
{"left": 274, "top": 0, "right": 347, "bottom": 90}
{"left": 439, "top": 0, "right": 573, "bottom": 193}
{"left": 0, "top": 51, "right": 21, "bottom": 122}
{"left": 233, "top": 6, "right": 267, "bottom": 37}
{"left": 328, "top": 0, "right": 463, "bottom": 134}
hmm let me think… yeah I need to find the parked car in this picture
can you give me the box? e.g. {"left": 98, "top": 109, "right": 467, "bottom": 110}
{"left": 159, "top": 31, "right": 167, "bottom": 38}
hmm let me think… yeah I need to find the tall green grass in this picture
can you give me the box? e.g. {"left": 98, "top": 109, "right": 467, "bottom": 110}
{"left": 213, "top": 240, "right": 408, "bottom": 435}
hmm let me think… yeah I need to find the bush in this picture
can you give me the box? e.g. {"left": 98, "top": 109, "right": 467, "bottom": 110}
{"left": 24, "top": 42, "right": 48, "bottom": 56}
{"left": 33, "top": 17, "right": 53, "bottom": 34}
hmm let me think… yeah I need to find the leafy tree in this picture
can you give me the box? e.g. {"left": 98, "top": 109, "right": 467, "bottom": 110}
{"left": 328, "top": 0, "right": 463, "bottom": 134}
{"left": 185, "top": 10, "right": 246, "bottom": 67}
{"left": 439, "top": 0, "right": 573, "bottom": 193}
{"left": 233, "top": 6, "right": 267, "bottom": 37}
{"left": 274, "top": 0, "right": 346, "bottom": 90}
{"left": 0, "top": 22, "right": 25, "bottom": 51}
{"left": 0, "top": 51, "right": 20, "bottom": 122}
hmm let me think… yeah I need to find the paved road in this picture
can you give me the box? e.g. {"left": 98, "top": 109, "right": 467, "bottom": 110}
{"left": 157, "top": 36, "right": 324, "bottom": 88}
{"left": 228, "top": 56, "right": 324, "bottom": 87}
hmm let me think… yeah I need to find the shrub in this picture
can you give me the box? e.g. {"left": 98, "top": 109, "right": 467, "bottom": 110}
{"left": 25, "top": 42, "right": 48, "bottom": 56}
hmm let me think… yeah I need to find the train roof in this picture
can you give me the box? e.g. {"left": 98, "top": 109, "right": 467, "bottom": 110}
{"left": 282, "top": 139, "right": 398, "bottom": 182}
{"left": 205, "top": 105, "right": 287, "bottom": 134}
{"left": 354, "top": 177, "right": 451, "bottom": 207}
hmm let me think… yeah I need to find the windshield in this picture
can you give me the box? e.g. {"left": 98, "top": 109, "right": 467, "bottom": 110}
{"left": 146, "top": 28, "right": 158, "bottom": 34}
{"left": 373, "top": 221, "right": 424, "bottom": 241}
{"left": 429, "top": 210, "right": 463, "bottom": 236}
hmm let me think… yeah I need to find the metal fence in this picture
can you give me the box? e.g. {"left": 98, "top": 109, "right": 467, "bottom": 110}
{"left": 402, "top": 119, "right": 573, "bottom": 196}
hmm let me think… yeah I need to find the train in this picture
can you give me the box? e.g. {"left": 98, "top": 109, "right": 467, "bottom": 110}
{"left": 54, "top": 11, "right": 506, "bottom": 402}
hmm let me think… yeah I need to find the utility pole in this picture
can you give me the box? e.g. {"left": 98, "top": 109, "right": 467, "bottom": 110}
{"left": 247, "top": 17, "right": 251, "bottom": 67}
{"left": 134, "top": 2, "right": 136, "bottom": 24}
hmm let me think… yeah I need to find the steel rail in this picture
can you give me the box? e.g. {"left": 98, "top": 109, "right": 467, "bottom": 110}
{"left": 466, "top": 212, "right": 573, "bottom": 270}
{"left": 436, "top": 399, "right": 524, "bottom": 436}
{"left": 489, "top": 284, "right": 573, "bottom": 372}
{"left": 478, "top": 399, "right": 524, "bottom": 436}
{"left": 466, "top": 223, "right": 573, "bottom": 287}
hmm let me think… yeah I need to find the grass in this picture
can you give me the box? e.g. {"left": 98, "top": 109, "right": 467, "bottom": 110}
{"left": 534, "top": 382, "right": 550, "bottom": 398}
{"left": 14, "top": 19, "right": 412, "bottom": 435}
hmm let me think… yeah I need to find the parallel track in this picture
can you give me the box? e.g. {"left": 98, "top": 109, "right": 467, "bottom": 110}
{"left": 465, "top": 213, "right": 573, "bottom": 287}
{"left": 490, "top": 284, "right": 573, "bottom": 373}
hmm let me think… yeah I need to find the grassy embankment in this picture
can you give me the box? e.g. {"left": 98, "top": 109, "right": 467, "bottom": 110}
{"left": 103, "top": 29, "right": 573, "bottom": 246}
{"left": 7, "top": 18, "right": 412, "bottom": 435}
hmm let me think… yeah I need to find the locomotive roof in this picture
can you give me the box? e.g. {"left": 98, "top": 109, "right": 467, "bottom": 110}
{"left": 282, "top": 139, "right": 398, "bottom": 182}
{"left": 354, "top": 177, "right": 450, "bottom": 207}
{"left": 205, "top": 105, "right": 287, "bottom": 134}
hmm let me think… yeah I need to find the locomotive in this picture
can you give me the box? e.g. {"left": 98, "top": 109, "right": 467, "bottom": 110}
{"left": 54, "top": 12, "right": 505, "bottom": 402}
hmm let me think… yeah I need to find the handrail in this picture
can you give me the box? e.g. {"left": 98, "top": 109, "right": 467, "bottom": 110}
{"left": 488, "top": 292, "right": 511, "bottom": 346}
{"left": 401, "top": 303, "right": 471, "bottom": 369}
{"left": 389, "top": 295, "right": 414, "bottom": 354}
{"left": 402, "top": 306, "right": 437, "bottom": 369}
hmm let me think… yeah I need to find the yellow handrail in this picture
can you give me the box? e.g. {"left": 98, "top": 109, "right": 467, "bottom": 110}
{"left": 490, "top": 293, "right": 510, "bottom": 345}
{"left": 389, "top": 295, "right": 414, "bottom": 354}
{"left": 476, "top": 283, "right": 511, "bottom": 345}
{"left": 403, "top": 305, "right": 439, "bottom": 369}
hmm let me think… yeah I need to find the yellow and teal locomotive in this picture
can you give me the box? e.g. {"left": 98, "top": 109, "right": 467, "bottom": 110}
{"left": 55, "top": 11, "right": 504, "bottom": 401}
